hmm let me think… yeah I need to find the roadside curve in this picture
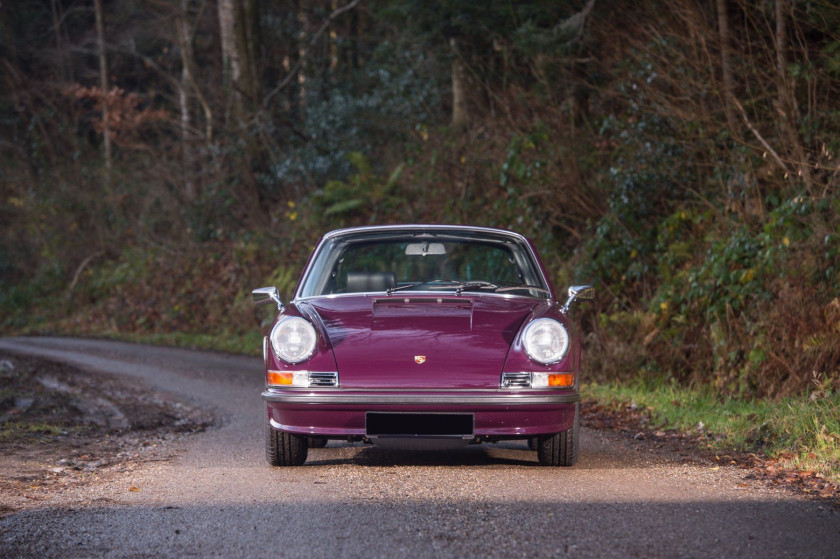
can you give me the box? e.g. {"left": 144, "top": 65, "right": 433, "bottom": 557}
{"left": 1, "top": 337, "right": 838, "bottom": 558}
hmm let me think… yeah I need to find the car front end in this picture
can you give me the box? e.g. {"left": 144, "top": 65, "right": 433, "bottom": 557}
{"left": 254, "top": 225, "right": 593, "bottom": 466}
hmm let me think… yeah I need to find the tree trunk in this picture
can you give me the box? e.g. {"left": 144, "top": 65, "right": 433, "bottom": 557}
{"left": 218, "top": 0, "right": 242, "bottom": 119}
{"left": 93, "top": 0, "right": 111, "bottom": 177}
{"left": 175, "top": 2, "right": 213, "bottom": 144}
{"left": 450, "top": 38, "right": 469, "bottom": 130}
{"left": 218, "top": 0, "right": 260, "bottom": 118}
{"left": 775, "top": 0, "right": 788, "bottom": 108}
{"left": 349, "top": 7, "right": 359, "bottom": 71}
{"left": 178, "top": 0, "right": 196, "bottom": 202}
{"left": 716, "top": 0, "right": 737, "bottom": 134}
{"left": 239, "top": 0, "right": 260, "bottom": 104}
{"left": 287, "top": 0, "right": 302, "bottom": 119}
{"left": 51, "top": 0, "right": 70, "bottom": 80}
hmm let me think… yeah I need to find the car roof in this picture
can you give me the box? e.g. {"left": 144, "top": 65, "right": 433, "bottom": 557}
{"left": 320, "top": 224, "right": 531, "bottom": 243}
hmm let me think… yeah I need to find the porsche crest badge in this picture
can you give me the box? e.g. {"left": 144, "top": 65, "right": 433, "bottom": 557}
{"left": 414, "top": 355, "right": 427, "bottom": 364}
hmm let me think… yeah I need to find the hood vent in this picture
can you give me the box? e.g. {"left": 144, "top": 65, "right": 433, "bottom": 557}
{"left": 371, "top": 296, "right": 474, "bottom": 331}
{"left": 373, "top": 297, "right": 470, "bottom": 306}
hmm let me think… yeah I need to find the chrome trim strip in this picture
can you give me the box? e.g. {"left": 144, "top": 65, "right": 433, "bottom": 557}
{"left": 294, "top": 291, "right": 549, "bottom": 303}
{"left": 320, "top": 224, "right": 530, "bottom": 242}
{"left": 262, "top": 336, "right": 268, "bottom": 366}
{"left": 267, "top": 370, "right": 338, "bottom": 375}
{"left": 264, "top": 387, "right": 571, "bottom": 393}
{"left": 261, "top": 390, "right": 579, "bottom": 406}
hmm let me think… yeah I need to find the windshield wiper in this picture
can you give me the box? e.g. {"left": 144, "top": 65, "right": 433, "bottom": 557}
{"left": 427, "top": 280, "right": 499, "bottom": 295}
{"left": 426, "top": 280, "right": 550, "bottom": 296}
{"left": 386, "top": 283, "right": 420, "bottom": 295}
{"left": 495, "top": 285, "right": 552, "bottom": 296}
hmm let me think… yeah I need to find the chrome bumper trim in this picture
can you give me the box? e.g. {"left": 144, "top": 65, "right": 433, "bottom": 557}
{"left": 261, "top": 390, "right": 579, "bottom": 406}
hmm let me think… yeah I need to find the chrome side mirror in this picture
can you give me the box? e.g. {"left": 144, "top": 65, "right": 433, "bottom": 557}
{"left": 252, "top": 287, "right": 284, "bottom": 311}
{"left": 561, "top": 285, "right": 594, "bottom": 314}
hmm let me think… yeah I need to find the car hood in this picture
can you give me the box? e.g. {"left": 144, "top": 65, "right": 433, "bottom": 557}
{"left": 305, "top": 295, "right": 539, "bottom": 389}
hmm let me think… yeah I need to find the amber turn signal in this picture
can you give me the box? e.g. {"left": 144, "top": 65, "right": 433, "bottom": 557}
{"left": 547, "top": 373, "right": 575, "bottom": 387}
{"left": 267, "top": 370, "right": 294, "bottom": 385}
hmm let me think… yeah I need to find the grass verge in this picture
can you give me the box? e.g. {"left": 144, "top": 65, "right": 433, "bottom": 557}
{"left": 107, "top": 331, "right": 264, "bottom": 356}
{"left": 19, "top": 330, "right": 265, "bottom": 357}
{"left": 584, "top": 378, "right": 840, "bottom": 484}
{"left": 0, "top": 421, "right": 67, "bottom": 442}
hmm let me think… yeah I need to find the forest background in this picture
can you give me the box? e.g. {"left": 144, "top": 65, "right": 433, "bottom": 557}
{"left": 2, "top": 1, "right": 839, "bottom": 476}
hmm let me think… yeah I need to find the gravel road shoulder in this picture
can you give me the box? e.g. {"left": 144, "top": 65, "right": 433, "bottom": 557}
{"left": 0, "top": 351, "right": 212, "bottom": 514}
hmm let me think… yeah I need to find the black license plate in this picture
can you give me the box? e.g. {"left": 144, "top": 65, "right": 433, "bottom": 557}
{"left": 365, "top": 412, "right": 474, "bottom": 437}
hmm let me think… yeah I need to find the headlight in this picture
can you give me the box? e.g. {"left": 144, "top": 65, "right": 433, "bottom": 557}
{"left": 270, "top": 316, "right": 317, "bottom": 363}
{"left": 522, "top": 318, "right": 570, "bottom": 364}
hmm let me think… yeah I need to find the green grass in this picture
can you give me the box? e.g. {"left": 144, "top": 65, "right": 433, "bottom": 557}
{"left": 0, "top": 421, "right": 65, "bottom": 442}
{"left": 104, "top": 331, "right": 264, "bottom": 356}
{"left": 7, "top": 325, "right": 264, "bottom": 357}
{"left": 584, "top": 379, "right": 840, "bottom": 483}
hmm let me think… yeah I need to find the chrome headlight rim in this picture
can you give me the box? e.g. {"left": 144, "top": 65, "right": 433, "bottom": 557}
{"left": 521, "top": 318, "right": 570, "bottom": 365}
{"left": 269, "top": 316, "right": 318, "bottom": 364}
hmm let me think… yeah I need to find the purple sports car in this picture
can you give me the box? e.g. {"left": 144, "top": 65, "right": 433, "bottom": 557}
{"left": 252, "top": 225, "right": 593, "bottom": 466}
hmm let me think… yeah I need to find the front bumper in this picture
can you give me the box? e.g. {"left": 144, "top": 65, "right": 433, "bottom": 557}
{"left": 263, "top": 388, "right": 579, "bottom": 437}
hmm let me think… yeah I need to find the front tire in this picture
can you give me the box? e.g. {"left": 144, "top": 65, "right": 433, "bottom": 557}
{"left": 265, "top": 417, "right": 308, "bottom": 466}
{"left": 537, "top": 402, "right": 579, "bottom": 467}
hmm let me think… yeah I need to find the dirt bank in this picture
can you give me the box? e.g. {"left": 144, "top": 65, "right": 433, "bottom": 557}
{"left": 0, "top": 351, "right": 212, "bottom": 512}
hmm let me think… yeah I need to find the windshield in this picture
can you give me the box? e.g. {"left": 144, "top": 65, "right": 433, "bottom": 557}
{"left": 298, "top": 229, "right": 549, "bottom": 299}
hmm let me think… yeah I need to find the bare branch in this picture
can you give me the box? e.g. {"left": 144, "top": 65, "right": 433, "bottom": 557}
{"left": 66, "top": 251, "right": 105, "bottom": 295}
{"left": 731, "top": 97, "right": 789, "bottom": 174}
{"left": 262, "top": 0, "right": 362, "bottom": 110}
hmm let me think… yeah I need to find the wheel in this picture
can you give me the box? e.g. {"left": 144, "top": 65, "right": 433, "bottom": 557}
{"left": 537, "top": 402, "right": 579, "bottom": 467}
{"left": 308, "top": 437, "right": 328, "bottom": 448}
{"left": 265, "top": 417, "right": 308, "bottom": 466}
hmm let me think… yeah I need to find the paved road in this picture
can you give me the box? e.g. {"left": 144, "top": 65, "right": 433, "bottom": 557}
{"left": 1, "top": 337, "right": 838, "bottom": 558}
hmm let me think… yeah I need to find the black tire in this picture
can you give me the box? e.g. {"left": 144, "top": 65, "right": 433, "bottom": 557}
{"left": 265, "top": 417, "right": 308, "bottom": 466}
{"left": 308, "top": 437, "right": 328, "bottom": 448}
{"left": 537, "top": 402, "right": 579, "bottom": 467}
